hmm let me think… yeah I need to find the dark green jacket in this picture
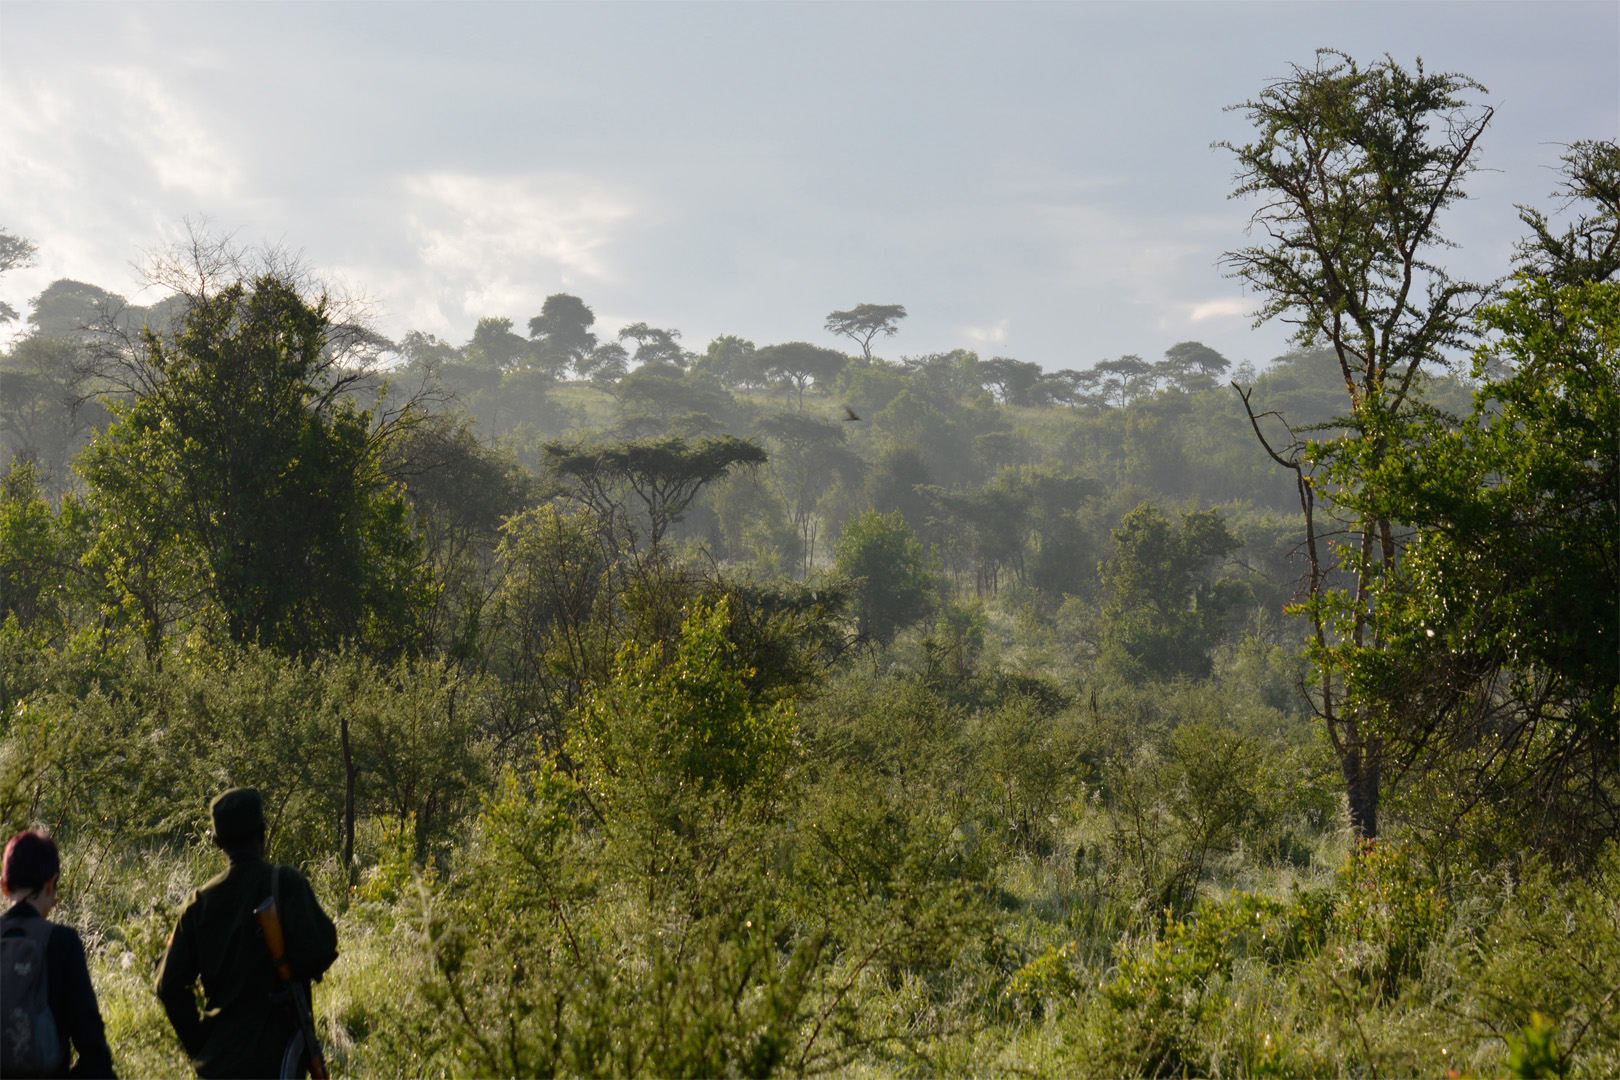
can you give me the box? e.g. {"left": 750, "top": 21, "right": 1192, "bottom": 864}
{"left": 155, "top": 856, "right": 337, "bottom": 1079}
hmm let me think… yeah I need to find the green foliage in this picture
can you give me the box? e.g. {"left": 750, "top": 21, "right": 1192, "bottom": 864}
{"left": 754, "top": 342, "right": 849, "bottom": 409}
{"left": 1330, "top": 841, "right": 1446, "bottom": 995}
{"left": 0, "top": 459, "right": 76, "bottom": 641}
{"left": 708, "top": 467, "right": 803, "bottom": 573}
{"left": 1471, "top": 848, "right": 1620, "bottom": 1075}
{"left": 78, "top": 273, "right": 431, "bottom": 657}
{"left": 1, "top": 641, "right": 489, "bottom": 865}
{"left": 464, "top": 315, "right": 528, "bottom": 373}
{"left": 1337, "top": 277, "right": 1620, "bottom": 863}
{"left": 1098, "top": 504, "right": 1247, "bottom": 682}
{"left": 570, "top": 597, "right": 797, "bottom": 802}
{"left": 0, "top": 333, "right": 108, "bottom": 490}
{"left": 755, "top": 411, "right": 861, "bottom": 576}
{"left": 613, "top": 363, "right": 737, "bottom": 433}
{"left": 411, "top": 596, "right": 997, "bottom": 1078}
{"left": 692, "top": 333, "right": 759, "bottom": 389}
{"left": 1090, "top": 890, "right": 1329, "bottom": 1076}
{"left": 1508, "top": 1013, "right": 1569, "bottom": 1080}
{"left": 382, "top": 411, "right": 532, "bottom": 657}
{"left": 832, "top": 510, "right": 933, "bottom": 645}
{"left": 1221, "top": 49, "right": 1491, "bottom": 374}
{"left": 1515, "top": 139, "right": 1619, "bottom": 286}
{"left": 1222, "top": 48, "right": 1496, "bottom": 841}
{"left": 544, "top": 433, "right": 766, "bottom": 551}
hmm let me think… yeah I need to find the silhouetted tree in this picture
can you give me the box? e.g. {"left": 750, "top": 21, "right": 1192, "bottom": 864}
{"left": 0, "top": 229, "right": 37, "bottom": 324}
{"left": 1156, "top": 342, "right": 1230, "bottom": 393}
{"left": 833, "top": 510, "right": 933, "bottom": 645}
{"left": 527, "top": 293, "right": 599, "bottom": 378}
{"left": 755, "top": 342, "right": 848, "bottom": 409}
{"left": 977, "top": 357, "right": 1043, "bottom": 406}
{"left": 466, "top": 316, "right": 529, "bottom": 373}
{"left": 618, "top": 322, "right": 689, "bottom": 369}
{"left": 544, "top": 435, "right": 767, "bottom": 552}
{"left": 693, "top": 335, "right": 760, "bottom": 389}
{"left": 824, "top": 303, "right": 907, "bottom": 362}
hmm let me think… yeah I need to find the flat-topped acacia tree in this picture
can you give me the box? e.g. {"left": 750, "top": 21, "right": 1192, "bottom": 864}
{"left": 543, "top": 434, "right": 767, "bottom": 555}
{"left": 824, "top": 303, "right": 906, "bottom": 363}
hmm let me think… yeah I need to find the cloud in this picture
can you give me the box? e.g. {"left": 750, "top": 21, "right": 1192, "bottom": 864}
{"left": 102, "top": 67, "right": 239, "bottom": 200}
{"left": 1036, "top": 202, "right": 1217, "bottom": 300}
{"left": 403, "top": 172, "right": 637, "bottom": 323}
{"left": 961, "top": 318, "right": 1009, "bottom": 346}
{"left": 0, "top": 62, "right": 243, "bottom": 333}
{"left": 1187, "top": 297, "right": 1251, "bottom": 321}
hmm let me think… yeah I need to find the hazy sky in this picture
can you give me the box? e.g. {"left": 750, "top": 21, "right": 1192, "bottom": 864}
{"left": 3, "top": 2, "right": 1616, "bottom": 370}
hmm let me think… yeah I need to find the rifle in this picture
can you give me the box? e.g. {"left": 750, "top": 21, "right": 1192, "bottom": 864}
{"left": 253, "top": 895, "right": 330, "bottom": 1080}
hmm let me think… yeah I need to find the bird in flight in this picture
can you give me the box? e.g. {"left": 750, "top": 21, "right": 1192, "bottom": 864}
{"left": 842, "top": 406, "right": 861, "bottom": 422}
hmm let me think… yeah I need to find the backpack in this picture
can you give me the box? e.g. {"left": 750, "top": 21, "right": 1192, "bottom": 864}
{"left": 1, "top": 913, "right": 65, "bottom": 1077}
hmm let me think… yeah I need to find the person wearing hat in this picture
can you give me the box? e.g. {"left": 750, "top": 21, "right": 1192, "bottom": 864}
{"left": 2, "top": 830, "right": 116, "bottom": 1078}
{"left": 156, "top": 789, "right": 337, "bottom": 1079}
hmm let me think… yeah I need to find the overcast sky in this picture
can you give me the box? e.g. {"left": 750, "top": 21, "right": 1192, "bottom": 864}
{"left": 3, "top": 1, "right": 1616, "bottom": 370}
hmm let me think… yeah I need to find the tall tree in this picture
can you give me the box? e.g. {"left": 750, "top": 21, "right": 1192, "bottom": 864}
{"left": 1514, "top": 140, "right": 1620, "bottom": 287}
{"left": 398, "top": 330, "right": 463, "bottom": 371}
{"left": 1336, "top": 151, "right": 1619, "bottom": 861}
{"left": 754, "top": 342, "right": 848, "bottom": 409}
{"left": 824, "top": 303, "right": 907, "bottom": 363}
{"left": 0, "top": 334, "right": 107, "bottom": 490}
{"left": 833, "top": 510, "right": 933, "bottom": 646}
{"left": 527, "top": 293, "right": 599, "bottom": 378}
{"left": 1340, "top": 274, "right": 1619, "bottom": 862}
{"left": 543, "top": 435, "right": 767, "bottom": 553}
{"left": 578, "top": 341, "right": 630, "bottom": 385}
{"left": 0, "top": 229, "right": 37, "bottom": 324}
{"left": 1220, "top": 49, "right": 1493, "bottom": 838}
{"left": 465, "top": 316, "right": 529, "bottom": 373}
{"left": 756, "top": 411, "right": 861, "bottom": 576}
{"left": 1093, "top": 355, "right": 1153, "bottom": 407}
{"left": 921, "top": 480, "right": 1032, "bottom": 596}
{"left": 79, "top": 271, "right": 430, "bottom": 657}
{"left": 1098, "top": 505, "right": 1247, "bottom": 682}
{"left": 693, "top": 335, "right": 760, "bottom": 389}
{"left": 977, "top": 357, "right": 1043, "bottom": 406}
{"left": 1155, "top": 342, "right": 1230, "bottom": 394}
{"left": 618, "top": 323, "right": 689, "bottom": 369}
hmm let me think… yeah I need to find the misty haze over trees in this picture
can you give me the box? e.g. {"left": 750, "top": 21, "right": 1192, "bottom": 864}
{"left": 1, "top": 51, "right": 1616, "bottom": 1080}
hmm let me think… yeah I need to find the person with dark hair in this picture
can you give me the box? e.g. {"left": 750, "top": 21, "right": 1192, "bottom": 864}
{"left": 156, "top": 789, "right": 338, "bottom": 1079}
{"left": 1, "top": 830, "right": 117, "bottom": 1078}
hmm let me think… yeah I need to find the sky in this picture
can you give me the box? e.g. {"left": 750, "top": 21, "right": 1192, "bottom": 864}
{"left": 2, "top": 1, "right": 1616, "bottom": 371}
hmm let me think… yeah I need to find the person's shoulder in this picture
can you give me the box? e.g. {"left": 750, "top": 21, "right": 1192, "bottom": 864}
{"left": 177, "top": 864, "right": 236, "bottom": 919}
{"left": 45, "top": 920, "right": 90, "bottom": 962}
{"left": 187, "top": 867, "right": 231, "bottom": 904}
{"left": 272, "top": 862, "right": 312, "bottom": 884}
{"left": 202, "top": 864, "right": 235, "bottom": 891}
{"left": 272, "top": 863, "right": 324, "bottom": 901}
